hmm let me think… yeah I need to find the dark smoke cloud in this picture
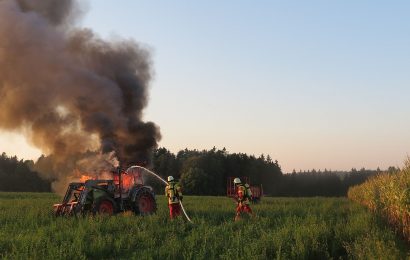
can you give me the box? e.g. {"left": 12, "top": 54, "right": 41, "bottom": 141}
{"left": 0, "top": 0, "right": 161, "bottom": 189}
{"left": 15, "top": 0, "right": 76, "bottom": 25}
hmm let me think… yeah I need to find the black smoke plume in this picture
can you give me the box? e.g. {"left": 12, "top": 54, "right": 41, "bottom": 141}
{"left": 0, "top": 0, "right": 161, "bottom": 190}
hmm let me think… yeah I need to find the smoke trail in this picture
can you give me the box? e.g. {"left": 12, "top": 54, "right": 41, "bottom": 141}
{"left": 0, "top": 0, "right": 161, "bottom": 190}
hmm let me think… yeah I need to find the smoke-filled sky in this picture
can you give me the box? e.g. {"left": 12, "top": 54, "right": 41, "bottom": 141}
{"left": 1, "top": 0, "right": 410, "bottom": 172}
{"left": 0, "top": 0, "right": 160, "bottom": 173}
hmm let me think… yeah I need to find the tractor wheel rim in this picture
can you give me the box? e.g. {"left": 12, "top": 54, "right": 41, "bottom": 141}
{"left": 99, "top": 201, "right": 114, "bottom": 214}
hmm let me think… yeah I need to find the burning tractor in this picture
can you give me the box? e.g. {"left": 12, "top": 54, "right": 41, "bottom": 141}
{"left": 54, "top": 167, "right": 156, "bottom": 216}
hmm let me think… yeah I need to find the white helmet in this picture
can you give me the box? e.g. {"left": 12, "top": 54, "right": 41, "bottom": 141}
{"left": 167, "top": 176, "right": 174, "bottom": 182}
{"left": 233, "top": 178, "right": 241, "bottom": 184}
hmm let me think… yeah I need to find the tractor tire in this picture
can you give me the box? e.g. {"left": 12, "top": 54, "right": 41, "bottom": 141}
{"left": 91, "top": 197, "right": 117, "bottom": 216}
{"left": 132, "top": 189, "right": 157, "bottom": 216}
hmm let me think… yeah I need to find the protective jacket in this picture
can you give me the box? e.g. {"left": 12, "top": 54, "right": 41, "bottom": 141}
{"left": 236, "top": 184, "right": 251, "bottom": 205}
{"left": 165, "top": 181, "right": 182, "bottom": 204}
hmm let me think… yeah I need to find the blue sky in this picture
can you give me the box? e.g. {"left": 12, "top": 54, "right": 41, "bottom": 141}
{"left": 2, "top": 1, "right": 410, "bottom": 172}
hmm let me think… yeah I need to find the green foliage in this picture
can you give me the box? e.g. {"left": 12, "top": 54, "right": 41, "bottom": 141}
{"left": 0, "top": 153, "right": 50, "bottom": 192}
{"left": 348, "top": 158, "right": 410, "bottom": 242}
{"left": 180, "top": 152, "right": 225, "bottom": 195}
{"left": 180, "top": 167, "right": 208, "bottom": 195}
{"left": 153, "top": 148, "right": 381, "bottom": 197}
{"left": 152, "top": 148, "right": 179, "bottom": 179}
{"left": 0, "top": 193, "right": 408, "bottom": 259}
{"left": 153, "top": 147, "right": 282, "bottom": 196}
{"left": 0, "top": 148, "right": 392, "bottom": 197}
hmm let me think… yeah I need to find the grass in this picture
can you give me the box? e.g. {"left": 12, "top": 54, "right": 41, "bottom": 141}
{"left": 0, "top": 193, "right": 408, "bottom": 259}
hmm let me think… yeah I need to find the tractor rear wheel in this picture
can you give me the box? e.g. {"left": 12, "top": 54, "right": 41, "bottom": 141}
{"left": 92, "top": 197, "right": 117, "bottom": 215}
{"left": 133, "top": 189, "right": 157, "bottom": 216}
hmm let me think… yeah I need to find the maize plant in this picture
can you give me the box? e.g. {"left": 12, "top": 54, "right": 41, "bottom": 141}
{"left": 348, "top": 159, "right": 410, "bottom": 242}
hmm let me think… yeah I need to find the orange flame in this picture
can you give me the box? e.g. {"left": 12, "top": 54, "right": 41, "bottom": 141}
{"left": 113, "top": 172, "right": 137, "bottom": 191}
{"left": 76, "top": 169, "right": 143, "bottom": 191}
{"left": 122, "top": 174, "right": 133, "bottom": 190}
{"left": 79, "top": 174, "right": 95, "bottom": 182}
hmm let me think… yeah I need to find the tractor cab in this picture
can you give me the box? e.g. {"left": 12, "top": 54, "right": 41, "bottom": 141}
{"left": 113, "top": 167, "right": 144, "bottom": 196}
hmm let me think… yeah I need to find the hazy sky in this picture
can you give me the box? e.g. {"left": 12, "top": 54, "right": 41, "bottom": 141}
{"left": 1, "top": 1, "right": 409, "bottom": 172}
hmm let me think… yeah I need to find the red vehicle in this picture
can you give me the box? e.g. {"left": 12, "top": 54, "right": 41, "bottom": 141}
{"left": 226, "top": 177, "right": 263, "bottom": 203}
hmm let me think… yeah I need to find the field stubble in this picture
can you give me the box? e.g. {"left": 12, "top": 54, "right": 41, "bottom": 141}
{"left": 0, "top": 193, "right": 408, "bottom": 259}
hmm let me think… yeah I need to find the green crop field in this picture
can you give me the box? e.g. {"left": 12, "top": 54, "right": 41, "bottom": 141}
{"left": 0, "top": 193, "right": 408, "bottom": 259}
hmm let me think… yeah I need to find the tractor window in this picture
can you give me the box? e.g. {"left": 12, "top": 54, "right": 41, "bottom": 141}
{"left": 113, "top": 172, "right": 137, "bottom": 192}
{"left": 126, "top": 168, "right": 144, "bottom": 185}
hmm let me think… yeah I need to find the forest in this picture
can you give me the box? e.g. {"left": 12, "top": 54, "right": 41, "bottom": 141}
{"left": 0, "top": 149, "right": 396, "bottom": 196}
{"left": 0, "top": 153, "right": 50, "bottom": 192}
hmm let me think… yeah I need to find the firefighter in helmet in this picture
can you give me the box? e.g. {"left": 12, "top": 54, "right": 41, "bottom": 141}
{"left": 233, "top": 177, "right": 253, "bottom": 221}
{"left": 165, "top": 176, "right": 183, "bottom": 219}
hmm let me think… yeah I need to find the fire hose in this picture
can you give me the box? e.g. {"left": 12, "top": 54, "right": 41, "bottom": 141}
{"left": 179, "top": 200, "right": 192, "bottom": 222}
{"left": 126, "top": 165, "right": 193, "bottom": 223}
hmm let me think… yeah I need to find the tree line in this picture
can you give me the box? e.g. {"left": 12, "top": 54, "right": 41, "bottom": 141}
{"left": 151, "top": 148, "right": 395, "bottom": 197}
{"left": 272, "top": 168, "right": 394, "bottom": 197}
{"left": 150, "top": 147, "right": 282, "bottom": 195}
{"left": 0, "top": 152, "right": 51, "bottom": 192}
{"left": 0, "top": 149, "right": 397, "bottom": 196}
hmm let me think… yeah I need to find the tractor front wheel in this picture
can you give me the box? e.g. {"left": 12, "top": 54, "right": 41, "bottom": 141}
{"left": 92, "top": 197, "right": 117, "bottom": 215}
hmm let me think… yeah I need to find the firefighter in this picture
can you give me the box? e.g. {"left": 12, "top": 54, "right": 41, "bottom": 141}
{"left": 165, "top": 176, "right": 183, "bottom": 219}
{"left": 233, "top": 178, "right": 253, "bottom": 221}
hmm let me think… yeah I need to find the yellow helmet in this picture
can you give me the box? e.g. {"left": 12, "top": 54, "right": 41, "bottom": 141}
{"left": 167, "top": 176, "right": 174, "bottom": 182}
